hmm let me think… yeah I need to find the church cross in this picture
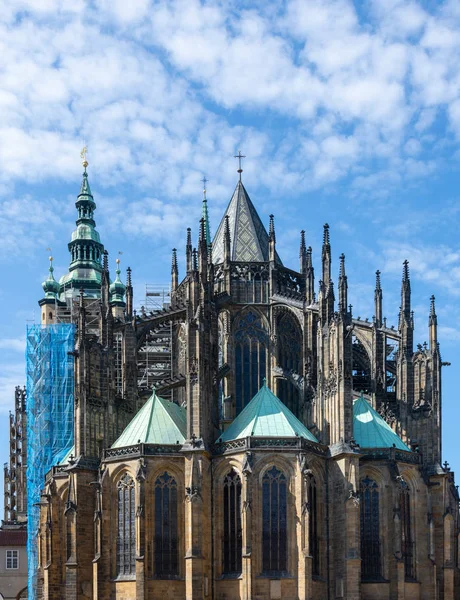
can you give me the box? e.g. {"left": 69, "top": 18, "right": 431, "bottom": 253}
{"left": 234, "top": 150, "right": 246, "bottom": 180}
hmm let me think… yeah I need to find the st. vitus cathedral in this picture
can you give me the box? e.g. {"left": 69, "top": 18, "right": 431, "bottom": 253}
{"left": 34, "top": 155, "right": 459, "bottom": 600}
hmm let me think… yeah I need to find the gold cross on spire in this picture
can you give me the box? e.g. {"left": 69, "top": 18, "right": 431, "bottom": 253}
{"left": 80, "top": 146, "right": 88, "bottom": 171}
{"left": 234, "top": 150, "right": 246, "bottom": 181}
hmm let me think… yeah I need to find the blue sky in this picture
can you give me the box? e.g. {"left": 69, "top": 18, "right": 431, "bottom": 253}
{"left": 1, "top": 0, "right": 460, "bottom": 515}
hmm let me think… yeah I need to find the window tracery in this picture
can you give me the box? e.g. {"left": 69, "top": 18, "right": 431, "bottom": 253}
{"left": 116, "top": 474, "right": 135, "bottom": 576}
{"left": 276, "top": 312, "right": 302, "bottom": 417}
{"left": 234, "top": 311, "right": 268, "bottom": 414}
{"left": 360, "top": 476, "right": 381, "bottom": 580}
{"left": 222, "top": 469, "right": 242, "bottom": 575}
{"left": 262, "top": 466, "right": 287, "bottom": 574}
{"left": 154, "top": 472, "right": 179, "bottom": 577}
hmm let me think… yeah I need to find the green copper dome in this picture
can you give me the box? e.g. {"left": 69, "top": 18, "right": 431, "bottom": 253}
{"left": 219, "top": 381, "right": 318, "bottom": 442}
{"left": 71, "top": 224, "right": 101, "bottom": 243}
{"left": 110, "top": 260, "right": 126, "bottom": 305}
{"left": 42, "top": 257, "right": 60, "bottom": 299}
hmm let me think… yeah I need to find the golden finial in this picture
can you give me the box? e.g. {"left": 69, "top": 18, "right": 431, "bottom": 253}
{"left": 116, "top": 258, "right": 120, "bottom": 265}
{"left": 80, "top": 146, "right": 88, "bottom": 170}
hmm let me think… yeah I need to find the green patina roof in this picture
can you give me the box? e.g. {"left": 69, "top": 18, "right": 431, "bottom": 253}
{"left": 353, "top": 395, "right": 410, "bottom": 451}
{"left": 71, "top": 224, "right": 101, "bottom": 243}
{"left": 112, "top": 390, "right": 186, "bottom": 448}
{"left": 219, "top": 382, "right": 318, "bottom": 442}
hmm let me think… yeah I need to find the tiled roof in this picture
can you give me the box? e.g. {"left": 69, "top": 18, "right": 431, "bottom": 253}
{"left": 112, "top": 390, "right": 186, "bottom": 448}
{"left": 0, "top": 530, "right": 27, "bottom": 546}
{"left": 218, "top": 382, "right": 318, "bottom": 442}
{"left": 353, "top": 394, "right": 411, "bottom": 451}
{"left": 212, "top": 180, "right": 283, "bottom": 265}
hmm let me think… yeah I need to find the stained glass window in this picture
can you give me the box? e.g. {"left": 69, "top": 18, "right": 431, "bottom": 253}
{"left": 234, "top": 310, "right": 268, "bottom": 414}
{"left": 116, "top": 474, "right": 135, "bottom": 576}
{"left": 276, "top": 313, "right": 302, "bottom": 417}
{"left": 222, "top": 469, "right": 242, "bottom": 575}
{"left": 360, "top": 476, "right": 381, "bottom": 580}
{"left": 308, "top": 476, "right": 319, "bottom": 576}
{"left": 400, "top": 483, "right": 414, "bottom": 580}
{"left": 155, "top": 472, "right": 179, "bottom": 577}
{"left": 262, "top": 466, "right": 287, "bottom": 574}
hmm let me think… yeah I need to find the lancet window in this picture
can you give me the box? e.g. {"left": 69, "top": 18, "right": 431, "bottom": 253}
{"left": 116, "top": 474, "right": 135, "bottom": 576}
{"left": 307, "top": 476, "right": 319, "bottom": 577}
{"left": 154, "top": 472, "right": 179, "bottom": 577}
{"left": 360, "top": 476, "right": 381, "bottom": 580}
{"left": 234, "top": 310, "right": 268, "bottom": 414}
{"left": 276, "top": 312, "right": 302, "bottom": 417}
{"left": 222, "top": 469, "right": 242, "bottom": 575}
{"left": 262, "top": 466, "right": 287, "bottom": 574}
{"left": 400, "top": 483, "right": 415, "bottom": 580}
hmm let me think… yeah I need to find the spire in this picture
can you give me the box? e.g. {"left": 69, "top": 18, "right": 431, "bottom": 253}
{"left": 305, "top": 246, "right": 315, "bottom": 304}
{"left": 299, "top": 230, "right": 307, "bottom": 274}
{"left": 429, "top": 294, "right": 438, "bottom": 350}
{"left": 268, "top": 214, "right": 276, "bottom": 262}
{"left": 42, "top": 256, "right": 60, "bottom": 299}
{"left": 109, "top": 258, "right": 126, "bottom": 307}
{"left": 192, "top": 248, "right": 198, "bottom": 271}
{"left": 401, "top": 260, "right": 411, "bottom": 316}
{"left": 234, "top": 150, "right": 245, "bottom": 181}
{"left": 375, "top": 270, "right": 383, "bottom": 327}
{"left": 59, "top": 150, "right": 105, "bottom": 297}
{"left": 322, "top": 223, "right": 331, "bottom": 287}
{"left": 399, "top": 260, "right": 413, "bottom": 355}
{"left": 186, "top": 227, "right": 193, "bottom": 273}
{"left": 171, "top": 248, "right": 178, "bottom": 293}
{"left": 338, "top": 253, "right": 348, "bottom": 314}
{"left": 126, "top": 267, "right": 133, "bottom": 318}
{"left": 201, "top": 177, "right": 211, "bottom": 247}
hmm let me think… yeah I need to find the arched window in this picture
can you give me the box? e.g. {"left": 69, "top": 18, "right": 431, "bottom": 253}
{"left": 307, "top": 476, "right": 319, "bottom": 577}
{"left": 360, "top": 476, "right": 381, "bottom": 580}
{"left": 276, "top": 312, "right": 302, "bottom": 417}
{"left": 154, "top": 472, "right": 179, "bottom": 577}
{"left": 262, "top": 466, "right": 287, "bottom": 574}
{"left": 400, "top": 483, "right": 414, "bottom": 580}
{"left": 223, "top": 469, "right": 242, "bottom": 575}
{"left": 117, "top": 474, "right": 135, "bottom": 576}
{"left": 234, "top": 310, "right": 268, "bottom": 414}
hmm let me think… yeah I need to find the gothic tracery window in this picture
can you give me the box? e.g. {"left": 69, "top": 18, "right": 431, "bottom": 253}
{"left": 117, "top": 474, "right": 135, "bottom": 576}
{"left": 307, "top": 476, "right": 319, "bottom": 577}
{"left": 360, "top": 476, "right": 381, "bottom": 580}
{"left": 400, "top": 483, "right": 414, "bottom": 580}
{"left": 262, "top": 466, "right": 287, "bottom": 574}
{"left": 154, "top": 472, "right": 179, "bottom": 577}
{"left": 222, "top": 469, "right": 242, "bottom": 575}
{"left": 234, "top": 310, "right": 268, "bottom": 414}
{"left": 276, "top": 312, "right": 302, "bottom": 417}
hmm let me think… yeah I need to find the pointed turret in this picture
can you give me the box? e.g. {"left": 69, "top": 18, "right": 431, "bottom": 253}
{"left": 429, "top": 295, "right": 438, "bottom": 351}
{"left": 110, "top": 258, "right": 126, "bottom": 319}
{"left": 39, "top": 256, "right": 60, "bottom": 324}
{"left": 306, "top": 247, "right": 314, "bottom": 305}
{"left": 42, "top": 257, "right": 59, "bottom": 300}
{"left": 375, "top": 270, "right": 383, "bottom": 327}
{"left": 338, "top": 253, "right": 348, "bottom": 314}
{"left": 401, "top": 260, "right": 411, "bottom": 317}
{"left": 299, "top": 230, "right": 307, "bottom": 274}
{"left": 322, "top": 223, "right": 331, "bottom": 285}
{"left": 268, "top": 214, "right": 276, "bottom": 262}
{"left": 125, "top": 267, "right": 133, "bottom": 318}
{"left": 171, "top": 248, "right": 178, "bottom": 292}
{"left": 186, "top": 228, "right": 193, "bottom": 273}
{"left": 212, "top": 180, "right": 282, "bottom": 264}
{"left": 201, "top": 179, "right": 211, "bottom": 247}
{"left": 59, "top": 156, "right": 105, "bottom": 298}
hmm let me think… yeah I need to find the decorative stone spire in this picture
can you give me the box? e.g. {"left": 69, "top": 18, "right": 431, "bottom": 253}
{"left": 400, "top": 260, "right": 411, "bottom": 318}
{"left": 201, "top": 177, "right": 211, "bottom": 247}
{"left": 375, "top": 270, "right": 383, "bottom": 327}
{"left": 126, "top": 267, "right": 133, "bottom": 318}
{"left": 269, "top": 214, "right": 276, "bottom": 262}
{"left": 171, "top": 248, "right": 178, "bottom": 292}
{"left": 429, "top": 294, "right": 438, "bottom": 350}
{"left": 186, "top": 227, "right": 193, "bottom": 273}
{"left": 322, "top": 223, "right": 331, "bottom": 288}
{"left": 305, "top": 246, "right": 315, "bottom": 304}
{"left": 338, "top": 253, "right": 348, "bottom": 314}
{"left": 42, "top": 256, "right": 60, "bottom": 299}
{"left": 299, "top": 230, "right": 307, "bottom": 274}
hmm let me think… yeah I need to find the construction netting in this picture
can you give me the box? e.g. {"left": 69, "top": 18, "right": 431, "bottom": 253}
{"left": 26, "top": 323, "right": 75, "bottom": 600}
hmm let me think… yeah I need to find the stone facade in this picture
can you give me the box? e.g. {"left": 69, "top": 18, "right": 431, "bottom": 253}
{"left": 35, "top": 169, "right": 459, "bottom": 599}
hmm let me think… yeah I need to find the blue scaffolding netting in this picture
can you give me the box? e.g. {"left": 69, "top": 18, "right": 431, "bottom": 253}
{"left": 26, "top": 323, "right": 75, "bottom": 599}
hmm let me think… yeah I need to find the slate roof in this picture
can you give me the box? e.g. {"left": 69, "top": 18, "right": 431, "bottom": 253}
{"left": 353, "top": 394, "right": 411, "bottom": 451}
{"left": 212, "top": 180, "right": 283, "bottom": 265}
{"left": 218, "top": 382, "right": 318, "bottom": 442}
{"left": 112, "top": 390, "right": 186, "bottom": 447}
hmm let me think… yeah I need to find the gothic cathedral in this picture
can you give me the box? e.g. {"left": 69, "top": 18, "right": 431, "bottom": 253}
{"left": 34, "top": 158, "right": 459, "bottom": 600}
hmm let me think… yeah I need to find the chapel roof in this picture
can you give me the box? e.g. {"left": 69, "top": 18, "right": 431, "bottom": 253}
{"left": 218, "top": 381, "right": 318, "bottom": 442}
{"left": 353, "top": 394, "right": 411, "bottom": 451}
{"left": 212, "top": 180, "right": 283, "bottom": 265}
{"left": 112, "top": 390, "right": 186, "bottom": 448}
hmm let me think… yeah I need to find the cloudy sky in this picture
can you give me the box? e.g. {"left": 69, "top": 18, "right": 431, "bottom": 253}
{"left": 1, "top": 0, "right": 460, "bottom": 509}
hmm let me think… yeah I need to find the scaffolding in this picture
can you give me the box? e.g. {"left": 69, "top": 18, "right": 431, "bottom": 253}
{"left": 26, "top": 323, "right": 75, "bottom": 600}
